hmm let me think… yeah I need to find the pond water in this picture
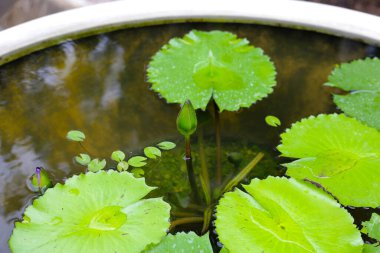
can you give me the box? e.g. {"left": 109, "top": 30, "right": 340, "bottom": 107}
{"left": 0, "top": 22, "right": 378, "bottom": 252}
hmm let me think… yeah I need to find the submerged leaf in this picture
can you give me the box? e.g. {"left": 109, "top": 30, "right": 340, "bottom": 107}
{"left": 157, "top": 141, "right": 176, "bottom": 150}
{"left": 278, "top": 114, "right": 380, "bottom": 207}
{"left": 144, "top": 147, "right": 162, "bottom": 159}
{"left": 66, "top": 130, "right": 85, "bottom": 142}
{"left": 362, "top": 213, "right": 380, "bottom": 241}
{"left": 215, "top": 177, "right": 362, "bottom": 253}
{"left": 75, "top": 153, "right": 91, "bottom": 166}
{"left": 128, "top": 156, "right": 147, "bottom": 167}
{"left": 145, "top": 232, "right": 212, "bottom": 253}
{"left": 148, "top": 30, "right": 276, "bottom": 111}
{"left": 9, "top": 171, "right": 171, "bottom": 253}
{"left": 326, "top": 58, "right": 380, "bottom": 130}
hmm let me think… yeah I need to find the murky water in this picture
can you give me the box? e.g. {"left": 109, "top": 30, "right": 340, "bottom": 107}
{"left": 0, "top": 23, "right": 378, "bottom": 252}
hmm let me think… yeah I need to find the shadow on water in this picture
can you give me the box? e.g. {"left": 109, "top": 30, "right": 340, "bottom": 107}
{"left": 0, "top": 22, "right": 378, "bottom": 252}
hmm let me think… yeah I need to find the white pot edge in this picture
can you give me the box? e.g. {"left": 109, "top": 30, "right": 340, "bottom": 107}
{"left": 0, "top": 0, "right": 379, "bottom": 66}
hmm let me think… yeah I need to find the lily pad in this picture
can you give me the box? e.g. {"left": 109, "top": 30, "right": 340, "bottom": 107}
{"left": 9, "top": 171, "right": 171, "bottom": 253}
{"left": 157, "top": 141, "right": 176, "bottom": 150}
{"left": 325, "top": 58, "right": 380, "bottom": 130}
{"left": 362, "top": 213, "right": 380, "bottom": 241}
{"left": 278, "top": 114, "right": 380, "bottom": 207}
{"left": 145, "top": 232, "right": 213, "bottom": 253}
{"left": 66, "top": 130, "right": 85, "bottom": 142}
{"left": 147, "top": 30, "right": 276, "bottom": 111}
{"left": 215, "top": 177, "right": 362, "bottom": 253}
{"left": 363, "top": 244, "right": 380, "bottom": 253}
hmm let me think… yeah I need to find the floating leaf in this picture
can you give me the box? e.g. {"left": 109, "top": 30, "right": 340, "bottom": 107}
{"left": 117, "top": 161, "right": 129, "bottom": 172}
{"left": 75, "top": 153, "right": 91, "bottom": 166}
{"left": 157, "top": 141, "right": 176, "bottom": 150}
{"left": 29, "top": 167, "right": 52, "bottom": 193}
{"left": 128, "top": 156, "right": 147, "bottom": 167}
{"left": 363, "top": 244, "right": 380, "bottom": 253}
{"left": 131, "top": 168, "right": 145, "bottom": 178}
{"left": 278, "top": 114, "right": 380, "bottom": 207}
{"left": 265, "top": 115, "right": 281, "bottom": 127}
{"left": 215, "top": 177, "right": 362, "bottom": 253}
{"left": 9, "top": 171, "right": 171, "bottom": 253}
{"left": 326, "top": 58, "right": 380, "bottom": 130}
{"left": 145, "top": 232, "right": 212, "bottom": 253}
{"left": 66, "top": 130, "right": 85, "bottom": 142}
{"left": 144, "top": 147, "right": 162, "bottom": 159}
{"left": 362, "top": 213, "right": 380, "bottom": 241}
{"left": 111, "top": 150, "right": 126, "bottom": 162}
{"left": 148, "top": 30, "right": 276, "bottom": 111}
{"left": 88, "top": 159, "right": 106, "bottom": 172}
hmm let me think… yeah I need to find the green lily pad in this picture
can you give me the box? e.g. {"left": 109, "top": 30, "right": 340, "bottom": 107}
{"left": 145, "top": 232, "right": 213, "bottom": 253}
{"left": 325, "top": 58, "right": 380, "bottom": 130}
{"left": 362, "top": 213, "right": 380, "bottom": 241}
{"left": 9, "top": 170, "right": 171, "bottom": 253}
{"left": 265, "top": 115, "right": 281, "bottom": 127}
{"left": 147, "top": 30, "right": 276, "bottom": 111}
{"left": 215, "top": 177, "right": 362, "bottom": 253}
{"left": 111, "top": 150, "right": 126, "bottom": 162}
{"left": 157, "top": 141, "right": 176, "bottom": 150}
{"left": 75, "top": 153, "right": 91, "bottom": 166}
{"left": 278, "top": 114, "right": 380, "bottom": 207}
{"left": 88, "top": 158, "right": 106, "bottom": 172}
{"left": 363, "top": 244, "right": 380, "bottom": 253}
{"left": 128, "top": 156, "right": 147, "bottom": 167}
{"left": 66, "top": 130, "right": 85, "bottom": 142}
{"left": 144, "top": 147, "right": 162, "bottom": 159}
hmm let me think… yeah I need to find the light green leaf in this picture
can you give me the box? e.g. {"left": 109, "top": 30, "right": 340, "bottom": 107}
{"left": 9, "top": 171, "right": 171, "bottom": 253}
{"left": 265, "top": 115, "right": 281, "bottom": 127}
{"left": 215, "top": 177, "right": 362, "bottom": 253}
{"left": 147, "top": 30, "right": 276, "bottom": 111}
{"left": 157, "top": 141, "right": 176, "bottom": 150}
{"left": 326, "top": 58, "right": 380, "bottom": 130}
{"left": 176, "top": 100, "right": 197, "bottom": 137}
{"left": 111, "top": 150, "right": 126, "bottom": 162}
{"left": 117, "top": 161, "right": 129, "bottom": 172}
{"left": 88, "top": 159, "right": 106, "bottom": 172}
{"left": 363, "top": 244, "right": 380, "bottom": 253}
{"left": 362, "top": 213, "right": 380, "bottom": 241}
{"left": 278, "top": 114, "right": 380, "bottom": 207}
{"left": 128, "top": 156, "right": 147, "bottom": 167}
{"left": 75, "top": 153, "right": 91, "bottom": 166}
{"left": 66, "top": 130, "right": 85, "bottom": 142}
{"left": 144, "top": 147, "right": 162, "bottom": 159}
{"left": 145, "top": 232, "right": 212, "bottom": 253}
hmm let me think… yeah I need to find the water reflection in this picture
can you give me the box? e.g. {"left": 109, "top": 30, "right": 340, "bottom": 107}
{"left": 0, "top": 23, "right": 376, "bottom": 252}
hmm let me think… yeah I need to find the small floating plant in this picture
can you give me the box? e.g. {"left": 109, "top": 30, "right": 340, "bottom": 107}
{"left": 8, "top": 30, "right": 380, "bottom": 252}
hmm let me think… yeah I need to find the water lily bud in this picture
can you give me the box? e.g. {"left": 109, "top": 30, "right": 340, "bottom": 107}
{"left": 30, "top": 167, "right": 52, "bottom": 193}
{"left": 176, "top": 100, "right": 197, "bottom": 137}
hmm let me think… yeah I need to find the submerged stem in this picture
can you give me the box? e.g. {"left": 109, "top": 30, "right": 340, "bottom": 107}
{"left": 170, "top": 217, "right": 204, "bottom": 230}
{"left": 198, "top": 128, "right": 211, "bottom": 205}
{"left": 213, "top": 101, "right": 222, "bottom": 185}
{"left": 222, "top": 152, "right": 264, "bottom": 194}
{"left": 185, "top": 136, "right": 200, "bottom": 203}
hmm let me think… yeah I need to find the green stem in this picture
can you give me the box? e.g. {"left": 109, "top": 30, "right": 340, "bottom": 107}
{"left": 198, "top": 128, "right": 211, "bottom": 205}
{"left": 221, "top": 152, "right": 264, "bottom": 194}
{"left": 170, "top": 217, "right": 204, "bottom": 230}
{"left": 185, "top": 136, "right": 200, "bottom": 203}
{"left": 213, "top": 101, "right": 222, "bottom": 185}
{"left": 171, "top": 211, "right": 201, "bottom": 217}
{"left": 201, "top": 205, "right": 213, "bottom": 234}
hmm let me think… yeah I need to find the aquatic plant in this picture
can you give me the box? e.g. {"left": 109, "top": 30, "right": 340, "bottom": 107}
{"left": 10, "top": 171, "right": 171, "bottom": 253}
{"left": 326, "top": 58, "right": 380, "bottom": 130}
{"left": 278, "top": 113, "right": 380, "bottom": 207}
{"left": 362, "top": 213, "right": 380, "bottom": 252}
{"left": 215, "top": 177, "right": 363, "bottom": 253}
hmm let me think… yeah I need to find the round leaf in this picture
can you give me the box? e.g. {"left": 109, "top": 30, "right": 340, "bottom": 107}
{"left": 117, "top": 161, "right": 129, "bottom": 172}
{"left": 144, "top": 147, "right": 162, "bottom": 159}
{"left": 362, "top": 213, "right": 380, "bottom": 241}
{"left": 157, "top": 141, "right": 176, "bottom": 150}
{"left": 145, "top": 232, "right": 212, "bottom": 253}
{"left": 128, "top": 156, "right": 147, "bottom": 167}
{"left": 9, "top": 171, "right": 171, "bottom": 253}
{"left": 148, "top": 30, "right": 276, "bottom": 111}
{"left": 265, "top": 115, "right": 281, "bottom": 127}
{"left": 88, "top": 159, "right": 106, "bottom": 172}
{"left": 75, "top": 153, "right": 91, "bottom": 166}
{"left": 111, "top": 150, "right": 126, "bottom": 162}
{"left": 326, "top": 58, "right": 380, "bottom": 130}
{"left": 215, "top": 177, "right": 362, "bottom": 253}
{"left": 66, "top": 130, "right": 85, "bottom": 142}
{"left": 278, "top": 114, "right": 380, "bottom": 207}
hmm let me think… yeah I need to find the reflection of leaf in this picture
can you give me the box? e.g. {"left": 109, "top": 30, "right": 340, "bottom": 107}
{"left": 128, "top": 156, "right": 147, "bottom": 167}
{"left": 88, "top": 159, "right": 106, "bottom": 172}
{"left": 148, "top": 30, "right": 276, "bottom": 111}
{"left": 157, "top": 141, "right": 176, "bottom": 150}
{"left": 326, "top": 58, "right": 380, "bottom": 130}
{"left": 75, "top": 153, "right": 91, "bottom": 166}
{"left": 278, "top": 114, "right": 380, "bottom": 207}
{"left": 144, "top": 147, "right": 162, "bottom": 159}
{"left": 66, "top": 130, "right": 85, "bottom": 142}
{"left": 9, "top": 171, "right": 171, "bottom": 253}
{"left": 362, "top": 213, "right": 380, "bottom": 241}
{"left": 215, "top": 177, "right": 362, "bottom": 253}
{"left": 145, "top": 232, "right": 212, "bottom": 253}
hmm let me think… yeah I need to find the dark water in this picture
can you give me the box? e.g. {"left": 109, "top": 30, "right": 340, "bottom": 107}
{"left": 0, "top": 23, "right": 378, "bottom": 252}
